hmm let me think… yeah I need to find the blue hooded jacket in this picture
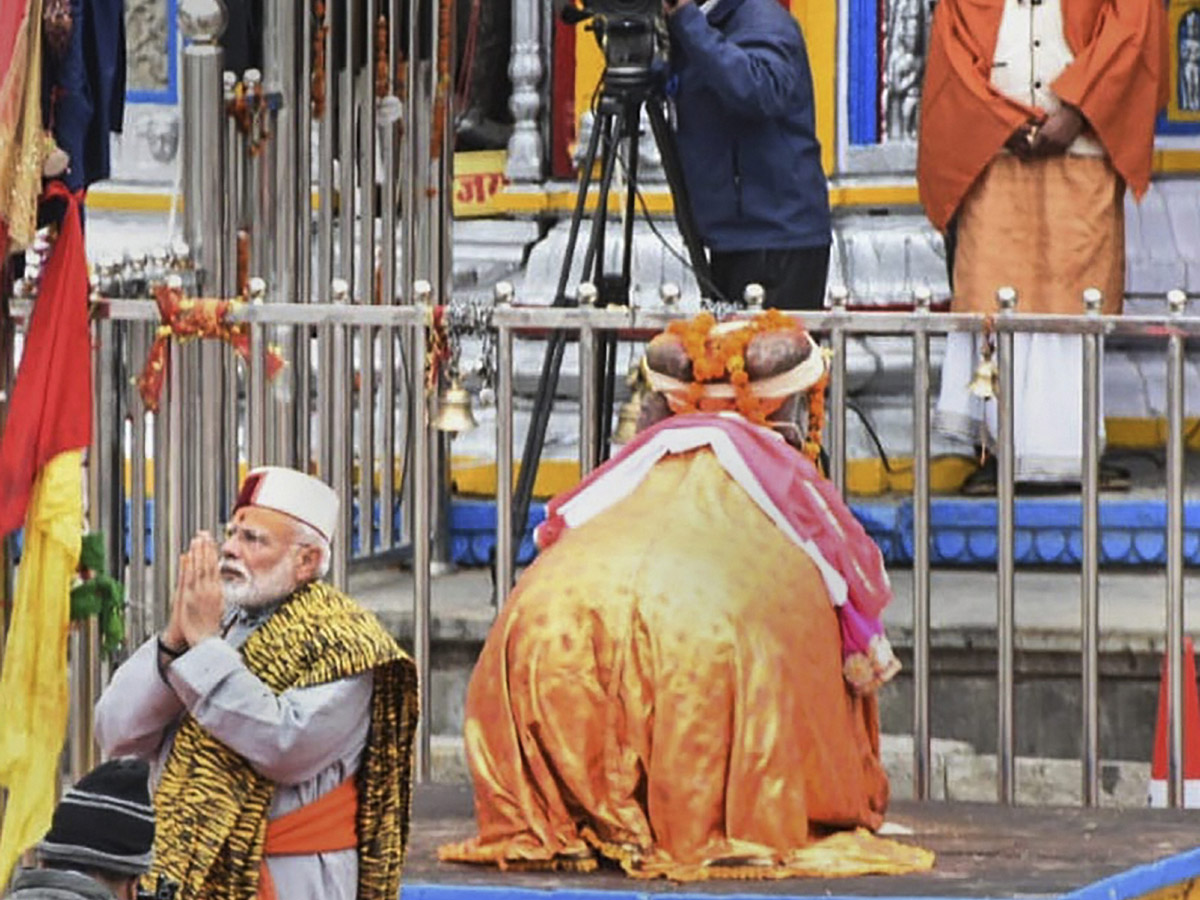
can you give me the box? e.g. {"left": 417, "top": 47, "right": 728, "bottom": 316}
{"left": 667, "top": 0, "right": 831, "bottom": 252}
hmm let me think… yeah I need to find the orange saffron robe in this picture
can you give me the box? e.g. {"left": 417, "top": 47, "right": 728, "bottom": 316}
{"left": 917, "top": 0, "right": 1169, "bottom": 232}
{"left": 440, "top": 450, "right": 934, "bottom": 881}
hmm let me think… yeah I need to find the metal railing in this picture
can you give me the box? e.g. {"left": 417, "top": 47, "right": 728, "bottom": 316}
{"left": 0, "top": 0, "right": 1159, "bottom": 807}
{"left": 5, "top": 280, "right": 1198, "bottom": 800}
{"left": 491, "top": 289, "right": 1197, "bottom": 807}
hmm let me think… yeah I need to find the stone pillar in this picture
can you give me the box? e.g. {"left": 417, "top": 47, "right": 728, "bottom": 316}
{"left": 505, "top": 0, "right": 544, "bottom": 181}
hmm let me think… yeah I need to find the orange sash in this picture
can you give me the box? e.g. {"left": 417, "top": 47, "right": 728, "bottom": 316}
{"left": 257, "top": 777, "right": 359, "bottom": 900}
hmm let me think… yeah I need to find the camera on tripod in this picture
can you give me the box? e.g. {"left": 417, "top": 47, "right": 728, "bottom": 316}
{"left": 571, "top": 0, "right": 664, "bottom": 77}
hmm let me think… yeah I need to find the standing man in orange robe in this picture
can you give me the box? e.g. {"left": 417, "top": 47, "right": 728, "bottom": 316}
{"left": 918, "top": 0, "right": 1167, "bottom": 494}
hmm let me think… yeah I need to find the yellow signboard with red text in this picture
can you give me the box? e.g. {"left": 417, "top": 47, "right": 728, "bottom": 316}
{"left": 453, "top": 150, "right": 510, "bottom": 218}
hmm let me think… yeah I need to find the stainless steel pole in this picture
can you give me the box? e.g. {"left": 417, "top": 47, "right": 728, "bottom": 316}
{"left": 1081, "top": 288, "right": 1102, "bottom": 806}
{"left": 247, "top": 278, "right": 268, "bottom": 466}
{"left": 359, "top": 0, "right": 377, "bottom": 308}
{"left": 165, "top": 274, "right": 186, "bottom": 632}
{"left": 263, "top": 0, "right": 296, "bottom": 309}
{"left": 68, "top": 625, "right": 90, "bottom": 780}
{"left": 181, "top": 8, "right": 226, "bottom": 295}
{"left": 356, "top": 0, "right": 379, "bottom": 554}
{"left": 495, "top": 282, "right": 515, "bottom": 601}
{"left": 153, "top": 377, "right": 171, "bottom": 631}
{"left": 76, "top": 316, "right": 109, "bottom": 776}
{"left": 331, "top": 280, "right": 354, "bottom": 586}
{"left": 996, "top": 286, "right": 1017, "bottom": 804}
{"left": 577, "top": 283, "right": 598, "bottom": 476}
{"left": 129, "top": 323, "right": 149, "bottom": 644}
{"left": 299, "top": 1, "right": 313, "bottom": 304}
{"left": 316, "top": 0, "right": 336, "bottom": 483}
{"left": 380, "top": 322, "right": 396, "bottom": 549}
{"left": 339, "top": 0, "right": 357, "bottom": 298}
{"left": 828, "top": 286, "right": 848, "bottom": 497}
{"left": 244, "top": 68, "right": 265, "bottom": 292}
{"left": 181, "top": 2, "right": 226, "bottom": 538}
{"left": 264, "top": 0, "right": 298, "bottom": 468}
{"left": 426, "top": 0, "right": 455, "bottom": 573}
{"left": 317, "top": 0, "right": 335, "bottom": 302}
{"left": 223, "top": 70, "right": 241, "bottom": 512}
{"left": 912, "top": 286, "right": 932, "bottom": 800}
{"left": 1166, "top": 288, "right": 1188, "bottom": 807}
{"left": 296, "top": 6, "right": 315, "bottom": 469}
{"left": 400, "top": 0, "right": 422, "bottom": 549}
{"left": 378, "top": 0, "right": 401, "bottom": 549}
{"left": 412, "top": 280, "right": 433, "bottom": 782}
{"left": 359, "top": 323, "right": 376, "bottom": 555}
{"left": 199, "top": 340, "right": 224, "bottom": 531}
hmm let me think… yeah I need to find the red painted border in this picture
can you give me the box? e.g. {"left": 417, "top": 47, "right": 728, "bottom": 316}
{"left": 550, "top": 18, "right": 577, "bottom": 179}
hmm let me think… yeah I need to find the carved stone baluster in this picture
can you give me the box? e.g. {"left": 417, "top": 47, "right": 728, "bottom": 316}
{"left": 506, "top": 0, "right": 543, "bottom": 181}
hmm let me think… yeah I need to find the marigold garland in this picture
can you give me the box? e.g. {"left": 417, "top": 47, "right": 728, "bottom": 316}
{"left": 803, "top": 366, "right": 830, "bottom": 467}
{"left": 665, "top": 309, "right": 798, "bottom": 426}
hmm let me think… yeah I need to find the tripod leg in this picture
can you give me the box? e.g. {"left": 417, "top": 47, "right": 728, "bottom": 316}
{"left": 509, "top": 105, "right": 619, "bottom": 563}
{"left": 619, "top": 103, "right": 640, "bottom": 299}
{"left": 645, "top": 99, "right": 718, "bottom": 302}
{"left": 597, "top": 104, "right": 642, "bottom": 461}
{"left": 581, "top": 103, "right": 625, "bottom": 296}
{"left": 554, "top": 107, "right": 610, "bottom": 305}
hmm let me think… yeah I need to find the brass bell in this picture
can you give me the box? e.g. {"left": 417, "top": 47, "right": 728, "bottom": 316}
{"left": 613, "top": 394, "right": 642, "bottom": 445}
{"left": 433, "top": 377, "right": 477, "bottom": 432}
{"left": 967, "top": 354, "right": 998, "bottom": 401}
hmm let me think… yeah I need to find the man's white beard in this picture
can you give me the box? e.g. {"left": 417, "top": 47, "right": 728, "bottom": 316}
{"left": 221, "top": 554, "right": 299, "bottom": 610}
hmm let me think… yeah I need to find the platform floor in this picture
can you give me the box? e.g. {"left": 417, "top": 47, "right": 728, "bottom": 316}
{"left": 405, "top": 784, "right": 1200, "bottom": 899}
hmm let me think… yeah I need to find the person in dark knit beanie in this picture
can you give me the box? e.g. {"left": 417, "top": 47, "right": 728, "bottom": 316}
{"left": 4, "top": 758, "right": 155, "bottom": 900}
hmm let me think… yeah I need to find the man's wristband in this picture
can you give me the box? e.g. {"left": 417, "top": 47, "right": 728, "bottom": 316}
{"left": 156, "top": 635, "right": 186, "bottom": 685}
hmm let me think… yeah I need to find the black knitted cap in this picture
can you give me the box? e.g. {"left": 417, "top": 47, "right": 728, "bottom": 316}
{"left": 37, "top": 757, "right": 155, "bottom": 876}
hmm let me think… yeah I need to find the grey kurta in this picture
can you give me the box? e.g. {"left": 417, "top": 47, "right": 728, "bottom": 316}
{"left": 94, "top": 606, "right": 373, "bottom": 900}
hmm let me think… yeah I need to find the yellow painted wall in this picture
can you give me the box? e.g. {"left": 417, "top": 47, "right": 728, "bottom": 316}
{"left": 790, "top": 0, "right": 838, "bottom": 176}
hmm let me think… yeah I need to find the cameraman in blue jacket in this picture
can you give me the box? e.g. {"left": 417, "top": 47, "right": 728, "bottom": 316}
{"left": 665, "top": 0, "right": 832, "bottom": 310}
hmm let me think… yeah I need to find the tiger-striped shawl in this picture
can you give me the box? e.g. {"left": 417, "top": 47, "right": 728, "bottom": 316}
{"left": 149, "top": 581, "right": 418, "bottom": 900}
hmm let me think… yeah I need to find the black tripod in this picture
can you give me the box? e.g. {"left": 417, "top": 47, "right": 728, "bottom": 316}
{"left": 507, "top": 43, "right": 713, "bottom": 568}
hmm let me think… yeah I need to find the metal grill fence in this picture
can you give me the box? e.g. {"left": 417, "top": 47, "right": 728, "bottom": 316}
{"left": 4, "top": 283, "right": 1199, "bottom": 802}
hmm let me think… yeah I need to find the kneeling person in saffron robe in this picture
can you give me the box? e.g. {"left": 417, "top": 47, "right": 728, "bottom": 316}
{"left": 440, "top": 312, "right": 932, "bottom": 881}
{"left": 95, "top": 467, "right": 418, "bottom": 900}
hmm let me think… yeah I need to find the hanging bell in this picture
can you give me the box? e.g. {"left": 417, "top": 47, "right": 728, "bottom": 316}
{"left": 612, "top": 394, "right": 642, "bottom": 445}
{"left": 967, "top": 354, "right": 998, "bottom": 401}
{"left": 433, "top": 377, "right": 478, "bottom": 432}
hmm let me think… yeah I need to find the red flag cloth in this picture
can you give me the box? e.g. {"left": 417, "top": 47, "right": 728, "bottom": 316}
{"left": 0, "top": 181, "right": 92, "bottom": 537}
{"left": 1149, "top": 635, "right": 1200, "bottom": 806}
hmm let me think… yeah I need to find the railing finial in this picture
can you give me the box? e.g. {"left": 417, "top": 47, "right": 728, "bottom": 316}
{"left": 1167, "top": 289, "right": 1188, "bottom": 317}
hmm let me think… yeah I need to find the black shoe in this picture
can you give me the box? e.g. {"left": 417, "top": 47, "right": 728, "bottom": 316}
{"left": 960, "top": 456, "right": 997, "bottom": 496}
{"left": 1099, "top": 462, "right": 1132, "bottom": 492}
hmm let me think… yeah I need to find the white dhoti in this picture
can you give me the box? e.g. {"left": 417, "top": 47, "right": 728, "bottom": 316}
{"left": 936, "top": 331, "right": 1105, "bottom": 482}
{"left": 936, "top": 152, "right": 1123, "bottom": 483}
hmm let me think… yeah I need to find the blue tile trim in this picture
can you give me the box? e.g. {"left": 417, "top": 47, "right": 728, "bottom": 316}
{"left": 402, "top": 845, "right": 1200, "bottom": 900}
{"left": 848, "top": 0, "right": 879, "bottom": 146}
{"left": 72, "top": 496, "right": 1200, "bottom": 569}
{"left": 126, "top": 0, "right": 179, "bottom": 106}
{"left": 1059, "top": 845, "right": 1200, "bottom": 900}
{"left": 1156, "top": 116, "right": 1200, "bottom": 137}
